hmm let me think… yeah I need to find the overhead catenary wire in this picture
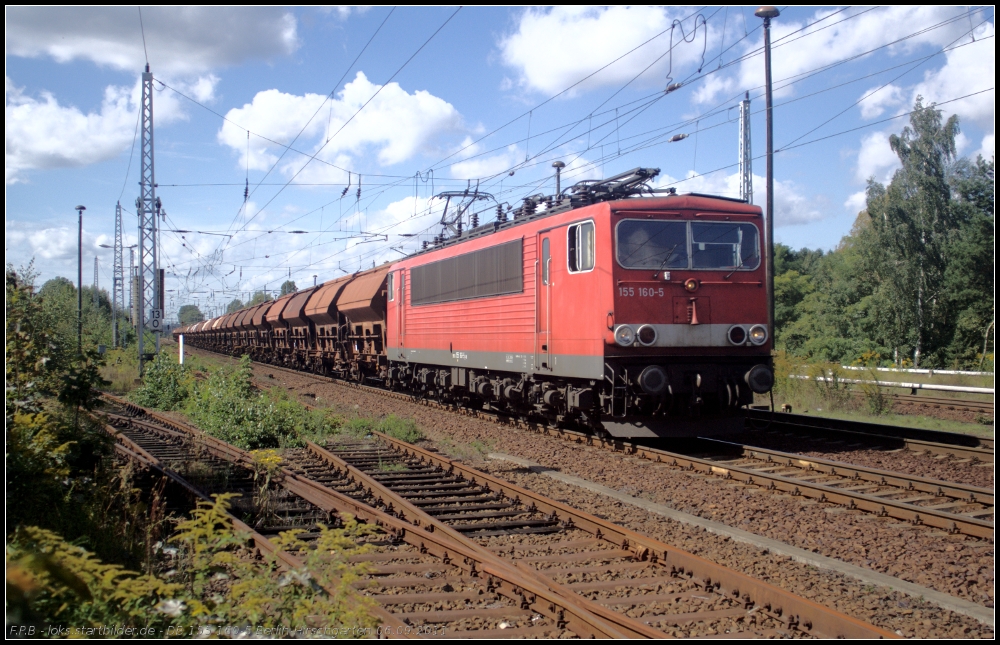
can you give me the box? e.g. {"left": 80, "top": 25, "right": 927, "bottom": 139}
{"left": 170, "top": 7, "right": 992, "bottom": 302}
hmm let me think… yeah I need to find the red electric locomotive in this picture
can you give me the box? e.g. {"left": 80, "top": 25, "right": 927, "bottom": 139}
{"left": 177, "top": 168, "right": 775, "bottom": 438}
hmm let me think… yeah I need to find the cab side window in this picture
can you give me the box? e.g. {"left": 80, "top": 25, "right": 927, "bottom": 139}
{"left": 542, "top": 238, "right": 551, "bottom": 285}
{"left": 568, "top": 221, "right": 595, "bottom": 273}
{"left": 387, "top": 271, "right": 395, "bottom": 301}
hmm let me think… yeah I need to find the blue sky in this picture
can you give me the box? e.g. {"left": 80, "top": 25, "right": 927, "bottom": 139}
{"left": 5, "top": 6, "right": 995, "bottom": 322}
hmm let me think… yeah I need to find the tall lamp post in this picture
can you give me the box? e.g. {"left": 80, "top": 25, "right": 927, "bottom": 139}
{"left": 755, "top": 5, "right": 779, "bottom": 349}
{"left": 75, "top": 205, "right": 86, "bottom": 354}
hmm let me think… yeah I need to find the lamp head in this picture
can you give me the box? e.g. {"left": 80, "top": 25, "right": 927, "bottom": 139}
{"left": 755, "top": 6, "right": 780, "bottom": 19}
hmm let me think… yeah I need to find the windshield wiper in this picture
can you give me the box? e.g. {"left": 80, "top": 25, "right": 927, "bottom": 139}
{"left": 724, "top": 250, "right": 757, "bottom": 279}
{"left": 652, "top": 244, "right": 679, "bottom": 278}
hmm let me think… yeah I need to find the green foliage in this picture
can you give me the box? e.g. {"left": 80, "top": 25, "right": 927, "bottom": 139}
{"left": 279, "top": 280, "right": 297, "bottom": 296}
{"left": 853, "top": 351, "right": 893, "bottom": 416}
{"left": 101, "top": 347, "right": 141, "bottom": 395}
{"left": 37, "top": 276, "right": 119, "bottom": 352}
{"left": 171, "top": 494, "right": 379, "bottom": 632}
{"left": 248, "top": 290, "right": 273, "bottom": 306}
{"left": 185, "top": 356, "right": 340, "bottom": 450}
{"left": 8, "top": 495, "right": 379, "bottom": 634}
{"left": 378, "top": 415, "right": 424, "bottom": 443}
{"left": 225, "top": 298, "right": 244, "bottom": 314}
{"left": 342, "top": 417, "right": 378, "bottom": 438}
{"left": 772, "top": 101, "right": 994, "bottom": 369}
{"left": 178, "top": 304, "right": 204, "bottom": 325}
{"left": 130, "top": 352, "right": 191, "bottom": 410}
{"left": 6, "top": 526, "right": 182, "bottom": 633}
{"left": 6, "top": 264, "right": 116, "bottom": 539}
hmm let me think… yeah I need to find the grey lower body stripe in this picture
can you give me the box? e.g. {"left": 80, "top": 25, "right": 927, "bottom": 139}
{"left": 487, "top": 452, "right": 995, "bottom": 627}
{"left": 393, "top": 346, "right": 605, "bottom": 380}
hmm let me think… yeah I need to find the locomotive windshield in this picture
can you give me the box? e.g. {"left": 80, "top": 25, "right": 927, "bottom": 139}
{"left": 616, "top": 220, "right": 760, "bottom": 271}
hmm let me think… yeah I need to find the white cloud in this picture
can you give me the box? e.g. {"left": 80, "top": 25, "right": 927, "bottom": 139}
{"left": 845, "top": 22, "right": 994, "bottom": 204}
{"left": 844, "top": 190, "right": 867, "bottom": 214}
{"left": 658, "top": 170, "right": 824, "bottom": 227}
{"left": 218, "top": 72, "right": 462, "bottom": 175}
{"left": 5, "top": 74, "right": 215, "bottom": 184}
{"left": 450, "top": 143, "right": 522, "bottom": 179}
{"left": 854, "top": 131, "right": 900, "bottom": 184}
{"left": 5, "top": 7, "right": 298, "bottom": 76}
{"left": 975, "top": 133, "right": 995, "bottom": 160}
{"left": 692, "top": 74, "right": 736, "bottom": 106}
{"left": 696, "top": 7, "right": 979, "bottom": 106}
{"left": 3, "top": 221, "right": 131, "bottom": 283}
{"left": 858, "top": 84, "right": 906, "bottom": 120}
{"left": 499, "top": 7, "right": 715, "bottom": 96}
{"left": 910, "top": 21, "right": 994, "bottom": 157}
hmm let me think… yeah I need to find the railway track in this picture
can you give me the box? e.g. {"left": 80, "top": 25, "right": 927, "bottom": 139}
{"left": 748, "top": 410, "right": 994, "bottom": 462}
{"left": 685, "top": 438, "right": 993, "bottom": 539}
{"left": 240, "top": 358, "right": 994, "bottom": 539}
{"left": 99, "top": 393, "right": 894, "bottom": 638}
{"left": 887, "top": 393, "right": 993, "bottom": 414}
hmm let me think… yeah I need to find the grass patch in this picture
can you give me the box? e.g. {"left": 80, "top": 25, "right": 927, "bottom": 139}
{"left": 434, "top": 437, "right": 492, "bottom": 462}
{"left": 798, "top": 408, "right": 995, "bottom": 439}
{"left": 99, "top": 348, "right": 140, "bottom": 395}
{"left": 767, "top": 350, "right": 994, "bottom": 437}
{"left": 378, "top": 415, "right": 423, "bottom": 443}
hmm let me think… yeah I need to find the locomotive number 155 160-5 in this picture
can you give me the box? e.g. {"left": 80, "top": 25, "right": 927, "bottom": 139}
{"left": 618, "top": 286, "right": 665, "bottom": 297}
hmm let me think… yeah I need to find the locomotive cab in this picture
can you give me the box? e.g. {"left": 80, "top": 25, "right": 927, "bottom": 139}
{"left": 601, "top": 196, "right": 773, "bottom": 436}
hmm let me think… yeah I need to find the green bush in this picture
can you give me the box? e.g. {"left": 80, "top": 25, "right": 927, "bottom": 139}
{"left": 378, "top": 415, "right": 423, "bottom": 443}
{"left": 185, "top": 356, "right": 340, "bottom": 451}
{"left": 343, "top": 417, "right": 377, "bottom": 438}
{"left": 130, "top": 352, "right": 190, "bottom": 410}
{"left": 7, "top": 495, "right": 379, "bottom": 634}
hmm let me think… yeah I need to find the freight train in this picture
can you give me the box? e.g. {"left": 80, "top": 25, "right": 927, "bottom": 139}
{"left": 176, "top": 168, "right": 774, "bottom": 438}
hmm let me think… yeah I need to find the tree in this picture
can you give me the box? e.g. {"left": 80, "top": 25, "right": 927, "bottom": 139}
{"left": 860, "top": 98, "right": 960, "bottom": 367}
{"left": 226, "top": 298, "right": 244, "bottom": 314}
{"left": 941, "top": 155, "right": 995, "bottom": 366}
{"left": 248, "top": 291, "right": 273, "bottom": 306}
{"left": 178, "top": 304, "right": 204, "bottom": 325}
{"left": 279, "top": 280, "right": 297, "bottom": 296}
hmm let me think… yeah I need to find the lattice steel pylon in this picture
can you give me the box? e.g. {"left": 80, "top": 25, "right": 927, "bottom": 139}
{"left": 112, "top": 202, "right": 125, "bottom": 347}
{"left": 738, "top": 91, "right": 753, "bottom": 203}
{"left": 135, "top": 63, "right": 161, "bottom": 374}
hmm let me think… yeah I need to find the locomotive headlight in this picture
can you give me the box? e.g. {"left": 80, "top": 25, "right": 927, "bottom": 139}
{"left": 614, "top": 325, "right": 636, "bottom": 346}
{"left": 748, "top": 324, "right": 768, "bottom": 345}
{"left": 727, "top": 325, "right": 747, "bottom": 345}
{"left": 684, "top": 278, "right": 699, "bottom": 292}
{"left": 636, "top": 324, "right": 657, "bottom": 346}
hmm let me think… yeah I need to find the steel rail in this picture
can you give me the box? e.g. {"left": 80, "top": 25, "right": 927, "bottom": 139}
{"left": 699, "top": 437, "right": 994, "bottom": 507}
{"left": 101, "top": 417, "right": 409, "bottom": 632}
{"left": 363, "top": 429, "right": 897, "bottom": 639}
{"left": 190, "top": 349, "right": 992, "bottom": 537}
{"left": 887, "top": 393, "right": 993, "bottom": 413}
{"left": 750, "top": 410, "right": 994, "bottom": 461}
{"left": 264, "top": 361, "right": 993, "bottom": 536}
{"left": 99, "top": 393, "right": 636, "bottom": 639}
{"left": 298, "top": 439, "right": 666, "bottom": 639}
{"left": 518, "top": 426, "right": 993, "bottom": 539}
{"left": 101, "top": 391, "right": 896, "bottom": 639}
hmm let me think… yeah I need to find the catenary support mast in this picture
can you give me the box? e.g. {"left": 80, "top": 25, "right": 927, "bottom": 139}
{"left": 136, "top": 63, "right": 161, "bottom": 374}
{"left": 112, "top": 202, "right": 124, "bottom": 347}
{"left": 738, "top": 91, "right": 753, "bottom": 203}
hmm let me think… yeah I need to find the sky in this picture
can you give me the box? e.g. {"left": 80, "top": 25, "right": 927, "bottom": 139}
{"left": 5, "top": 6, "right": 995, "bottom": 323}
